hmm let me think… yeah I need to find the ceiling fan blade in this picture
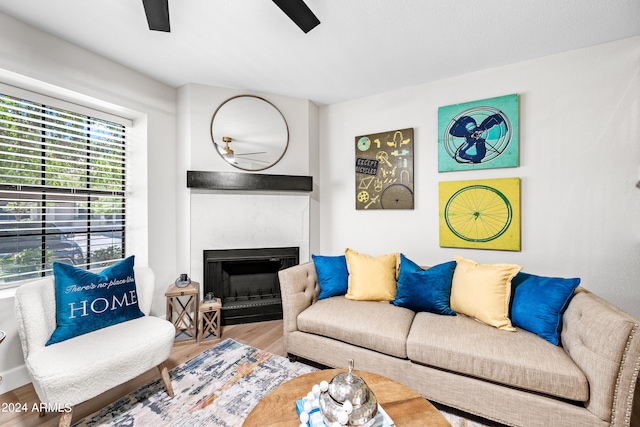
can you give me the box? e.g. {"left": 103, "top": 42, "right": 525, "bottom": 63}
{"left": 142, "top": 0, "right": 170, "bottom": 32}
{"left": 272, "top": 0, "right": 320, "bottom": 33}
{"left": 235, "top": 157, "right": 271, "bottom": 164}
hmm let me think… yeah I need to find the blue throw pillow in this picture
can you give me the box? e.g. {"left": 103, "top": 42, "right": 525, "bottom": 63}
{"left": 510, "top": 272, "right": 580, "bottom": 345}
{"left": 312, "top": 254, "right": 349, "bottom": 300}
{"left": 392, "top": 254, "right": 456, "bottom": 315}
{"left": 47, "top": 256, "right": 145, "bottom": 346}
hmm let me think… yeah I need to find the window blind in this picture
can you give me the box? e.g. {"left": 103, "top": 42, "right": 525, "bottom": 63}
{"left": 0, "top": 91, "right": 127, "bottom": 286}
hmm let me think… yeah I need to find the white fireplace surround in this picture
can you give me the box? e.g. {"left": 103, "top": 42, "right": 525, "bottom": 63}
{"left": 189, "top": 190, "right": 310, "bottom": 287}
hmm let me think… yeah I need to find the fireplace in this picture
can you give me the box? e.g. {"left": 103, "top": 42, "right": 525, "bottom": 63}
{"left": 203, "top": 247, "right": 299, "bottom": 325}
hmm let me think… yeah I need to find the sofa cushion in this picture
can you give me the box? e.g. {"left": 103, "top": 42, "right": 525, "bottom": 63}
{"left": 345, "top": 248, "right": 399, "bottom": 302}
{"left": 297, "top": 297, "right": 415, "bottom": 358}
{"left": 450, "top": 255, "right": 521, "bottom": 331}
{"left": 406, "top": 311, "right": 589, "bottom": 402}
{"left": 312, "top": 254, "right": 349, "bottom": 300}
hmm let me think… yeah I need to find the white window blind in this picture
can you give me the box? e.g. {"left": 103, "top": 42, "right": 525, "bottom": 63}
{"left": 0, "top": 90, "right": 127, "bottom": 286}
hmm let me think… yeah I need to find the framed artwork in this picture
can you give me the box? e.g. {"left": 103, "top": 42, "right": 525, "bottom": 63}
{"left": 355, "top": 128, "right": 414, "bottom": 210}
{"left": 439, "top": 178, "right": 521, "bottom": 251}
{"left": 438, "top": 94, "right": 519, "bottom": 172}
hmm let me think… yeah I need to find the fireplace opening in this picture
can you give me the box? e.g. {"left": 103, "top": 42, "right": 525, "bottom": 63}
{"left": 203, "top": 247, "right": 299, "bottom": 325}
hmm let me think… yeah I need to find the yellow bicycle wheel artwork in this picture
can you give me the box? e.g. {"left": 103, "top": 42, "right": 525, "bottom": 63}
{"left": 439, "top": 178, "right": 520, "bottom": 251}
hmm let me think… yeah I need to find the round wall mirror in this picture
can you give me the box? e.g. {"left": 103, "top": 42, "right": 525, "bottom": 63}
{"left": 210, "top": 95, "right": 289, "bottom": 171}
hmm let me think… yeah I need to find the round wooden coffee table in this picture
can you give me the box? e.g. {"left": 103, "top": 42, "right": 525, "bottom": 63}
{"left": 243, "top": 369, "right": 451, "bottom": 426}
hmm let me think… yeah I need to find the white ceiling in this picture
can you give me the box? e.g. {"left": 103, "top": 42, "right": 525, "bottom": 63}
{"left": 0, "top": 0, "right": 639, "bottom": 106}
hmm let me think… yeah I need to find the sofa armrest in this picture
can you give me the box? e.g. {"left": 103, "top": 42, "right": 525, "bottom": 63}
{"left": 278, "top": 261, "right": 319, "bottom": 352}
{"left": 633, "top": 378, "right": 640, "bottom": 427}
{"left": 134, "top": 266, "right": 155, "bottom": 315}
{"left": 14, "top": 277, "right": 57, "bottom": 359}
{"left": 561, "top": 288, "right": 640, "bottom": 426}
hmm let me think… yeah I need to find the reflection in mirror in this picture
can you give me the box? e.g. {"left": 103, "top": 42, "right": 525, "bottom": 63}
{"left": 211, "top": 95, "right": 289, "bottom": 171}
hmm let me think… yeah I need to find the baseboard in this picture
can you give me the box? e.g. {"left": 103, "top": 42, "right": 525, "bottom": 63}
{"left": 0, "top": 363, "right": 31, "bottom": 394}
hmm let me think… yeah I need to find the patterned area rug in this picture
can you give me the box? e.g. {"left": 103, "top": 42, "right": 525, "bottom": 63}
{"left": 73, "top": 338, "right": 491, "bottom": 427}
{"left": 440, "top": 407, "right": 495, "bottom": 427}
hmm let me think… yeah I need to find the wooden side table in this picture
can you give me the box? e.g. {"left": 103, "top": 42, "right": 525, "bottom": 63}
{"left": 165, "top": 282, "right": 199, "bottom": 344}
{"left": 198, "top": 298, "right": 222, "bottom": 344}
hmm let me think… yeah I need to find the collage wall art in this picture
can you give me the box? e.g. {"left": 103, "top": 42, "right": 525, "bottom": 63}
{"left": 355, "top": 94, "right": 521, "bottom": 251}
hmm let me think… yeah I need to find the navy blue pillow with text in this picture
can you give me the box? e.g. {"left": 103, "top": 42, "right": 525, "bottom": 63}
{"left": 47, "top": 256, "right": 144, "bottom": 346}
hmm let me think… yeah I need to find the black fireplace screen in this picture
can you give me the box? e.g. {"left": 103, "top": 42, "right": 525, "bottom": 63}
{"left": 203, "top": 247, "right": 299, "bottom": 325}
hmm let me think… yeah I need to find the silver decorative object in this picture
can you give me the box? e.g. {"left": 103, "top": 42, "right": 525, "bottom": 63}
{"left": 174, "top": 273, "right": 191, "bottom": 288}
{"left": 319, "top": 359, "right": 378, "bottom": 426}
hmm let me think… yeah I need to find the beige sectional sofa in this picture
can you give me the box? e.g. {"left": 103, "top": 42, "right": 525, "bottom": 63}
{"left": 279, "top": 261, "right": 640, "bottom": 427}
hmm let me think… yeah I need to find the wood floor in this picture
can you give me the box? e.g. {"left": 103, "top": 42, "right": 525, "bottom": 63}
{"left": 0, "top": 319, "right": 286, "bottom": 427}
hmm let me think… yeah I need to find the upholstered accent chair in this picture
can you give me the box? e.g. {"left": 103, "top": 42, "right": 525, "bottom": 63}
{"left": 14, "top": 266, "right": 176, "bottom": 427}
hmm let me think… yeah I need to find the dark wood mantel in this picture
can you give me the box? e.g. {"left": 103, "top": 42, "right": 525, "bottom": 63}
{"left": 187, "top": 170, "right": 313, "bottom": 192}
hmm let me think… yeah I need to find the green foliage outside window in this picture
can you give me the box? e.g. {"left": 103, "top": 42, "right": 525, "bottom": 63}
{"left": 0, "top": 248, "right": 55, "bottom": 281}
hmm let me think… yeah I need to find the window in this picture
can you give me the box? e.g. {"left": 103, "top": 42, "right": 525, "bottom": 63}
{"left": 0, "top": 90, "right": 127, "bottom": 286}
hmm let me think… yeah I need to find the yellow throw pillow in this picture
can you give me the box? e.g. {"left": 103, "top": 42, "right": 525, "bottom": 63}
{"left": 345, "top": 248, "right": 399, "bottom": 301}
{"left": 450, "top": 255, "right": 522, "bottom": 331}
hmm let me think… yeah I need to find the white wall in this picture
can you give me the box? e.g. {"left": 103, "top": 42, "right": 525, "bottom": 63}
{"left": 175, "top": 84, "right": 319, "bottom": 287}
{"left": 0, "top": 13, "right": 177, "bottom": 392}
{"left": 318, "top": 36, "right": 640, "bottom": 319}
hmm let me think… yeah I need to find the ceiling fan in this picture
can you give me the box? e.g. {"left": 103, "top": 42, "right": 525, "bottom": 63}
{"left": 141, "top": 0, "right": 320, "bottom": 33}
{"left": 218, "top": 137, "right": 268, "bottom": 164}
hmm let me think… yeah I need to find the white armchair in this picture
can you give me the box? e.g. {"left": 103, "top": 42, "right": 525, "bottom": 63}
{"left": 14, "top": 266, "right": 176, "bottom": 427}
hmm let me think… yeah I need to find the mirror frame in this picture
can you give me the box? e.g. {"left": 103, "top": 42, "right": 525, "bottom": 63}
{"left": 210, "top": 95, "right": 289, "bottom": 171}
